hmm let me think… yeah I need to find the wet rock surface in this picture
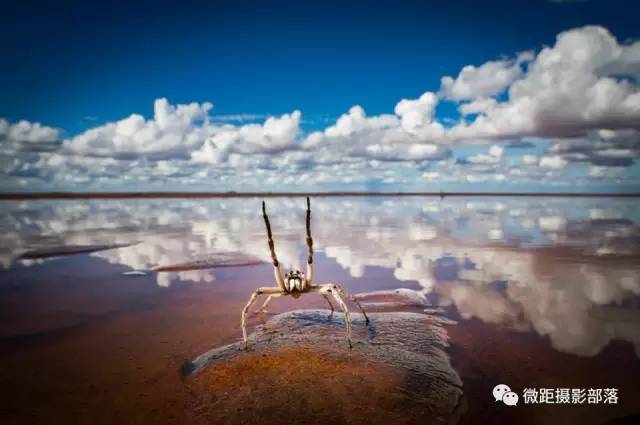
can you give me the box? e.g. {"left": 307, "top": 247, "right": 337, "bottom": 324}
{"left": 183, "top": 310, "right": 464, "bottom": 425}
{"left": 152, "top": 253, "right": 264, "bottom": 272}
{"left": 355, "top": 288, "right": 429, "bottom": 309}
{"left": 18, "top": 243, "right": 136, "bottom": 260}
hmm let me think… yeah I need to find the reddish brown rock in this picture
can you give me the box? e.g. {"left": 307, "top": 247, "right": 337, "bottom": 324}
{"left": 183, "top": 310, "right": 465, "bottom": 425}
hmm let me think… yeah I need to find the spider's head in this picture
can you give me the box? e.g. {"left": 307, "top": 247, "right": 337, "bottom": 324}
{"left": 285, "top": 269, "right": 305, "bottom": 292}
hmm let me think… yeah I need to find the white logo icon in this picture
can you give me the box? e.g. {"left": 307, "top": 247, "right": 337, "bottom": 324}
{"left": 502, "top": 391, "right": 519, "bottom": 406}
{"left": 493, "top": 384, "right": 519, "bottom": 406}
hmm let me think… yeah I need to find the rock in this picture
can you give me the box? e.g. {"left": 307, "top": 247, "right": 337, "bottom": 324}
{"left": 152, "top": 253, "right": 264, "bottom": 272}
{"left": 18, "top": 243, "right": 136, "bottom": 260}
{"left": 122, "top": 270, "right": 148, "bottom": 276}
{"left": 355, "top": 288, "right": 429, "bottom": 309}
{"left": 183, "top": 310, "right": 465, "bottom": 425}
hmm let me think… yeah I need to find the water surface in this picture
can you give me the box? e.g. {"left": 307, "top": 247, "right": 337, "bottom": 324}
{"left": 1, "top": 196, "right": 639, "bottom": 424}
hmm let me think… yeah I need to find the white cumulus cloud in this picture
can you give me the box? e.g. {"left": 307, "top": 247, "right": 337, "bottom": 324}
{"left": 0, "top": 119, "right": 61, "bottom": 151}
{"left": 2, "top": 25, "right": 640, "bottom": 192}
{"left": 440, "top": 53, "right": 531, "bottom": 101}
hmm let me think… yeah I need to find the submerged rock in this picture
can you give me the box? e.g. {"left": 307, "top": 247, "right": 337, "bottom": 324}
{"left": 152, "top": 252, "right": 264, "bottom": 272}
{"left": 355, "top": 288, "right": 429, "bottom": 309}
{"left": 122, "top": 270, "right": 148, "bottom": 276}
{"left": 18, "top": 242, "right": 136, "bottom": 260}
{"left": 183, "top": 310, "right": 464, "bottom": 425}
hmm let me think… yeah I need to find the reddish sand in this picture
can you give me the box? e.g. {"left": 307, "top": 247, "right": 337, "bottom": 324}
{"left": 1, "top": 262, "right": 639, "bottom": 424}
{"left": 448, "top": 319, "right": 640, "bottom": 425}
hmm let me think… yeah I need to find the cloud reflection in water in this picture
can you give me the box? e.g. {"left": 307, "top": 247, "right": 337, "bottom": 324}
{"left": 0, "top": 197, "right": 639, "bottom": 357}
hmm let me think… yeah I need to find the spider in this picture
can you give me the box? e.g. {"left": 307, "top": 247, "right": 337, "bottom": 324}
{"left": 241, "top": 197, "right": 369, "bottom": 349}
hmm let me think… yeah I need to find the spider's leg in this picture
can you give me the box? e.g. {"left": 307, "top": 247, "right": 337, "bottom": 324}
{"left": 256, "top": 295, "right": 272, "bottom": 314}
{"left": 241, "top": 287, "right": 283, "bottom": 348}
{"left": 334, "top": 285, "right": 370, "bottom": 324}
{"left": 262, "top": 201, "right": 286, "bottom": 291}
{"left": 308, "top": 285, "right": 334, "bottom": 317}
{"left": 305, "top": 196, "right": 314, "bottom": 285}
{"left": 322, "top": 294, "right": 335, "bottom": 315}
{"left": 321, "top": 284, "right": 352, "bottom": 348}
{"left": 256, "top": 293, "right": 283, "bottom": 314}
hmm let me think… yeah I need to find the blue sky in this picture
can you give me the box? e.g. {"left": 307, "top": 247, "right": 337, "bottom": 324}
{"left": 1, "top": 0, "right": 640, "bottom": 192}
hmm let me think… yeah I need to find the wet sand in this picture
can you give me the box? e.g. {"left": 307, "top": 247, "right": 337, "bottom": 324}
{"left": 448, "top": 319, "right": 640, "bottom": 425}
{"left": 0, "top": 275, "right": 235, "bottom": 425}
{"left": 1, "top": 259, "right": 639, "bottom": 425}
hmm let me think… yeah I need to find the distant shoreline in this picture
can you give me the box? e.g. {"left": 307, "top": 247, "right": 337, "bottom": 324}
{"left": 1, "top": 191, "right": 640, "bottom": 199}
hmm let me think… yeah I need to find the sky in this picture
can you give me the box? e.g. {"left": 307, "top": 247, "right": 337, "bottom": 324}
{"left": 1, "top": 0, "right": 640, "bottom": 193}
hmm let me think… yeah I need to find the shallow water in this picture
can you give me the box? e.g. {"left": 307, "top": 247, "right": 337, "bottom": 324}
{"left": 1, "top": 196, "right": 639, "bottom": 424}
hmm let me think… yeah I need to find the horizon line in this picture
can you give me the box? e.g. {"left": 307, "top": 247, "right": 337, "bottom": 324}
{"left": 1, "top": 191, "right": 640, "bottom": 199}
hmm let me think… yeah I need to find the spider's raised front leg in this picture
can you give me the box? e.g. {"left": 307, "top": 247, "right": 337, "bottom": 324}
{"left": 305, "top": 196, "right": 314, "bottom": 287}
{"left": 241, "top": 286, "right": 284, "bottom": 347}
{"left": 262, "top": 201, "right": 286, "bottom": 291}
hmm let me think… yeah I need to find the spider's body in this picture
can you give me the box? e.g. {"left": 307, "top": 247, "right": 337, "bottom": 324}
{"left": 240, "top": 197, "right": 369, "bottom": 348}
{"left": 284, "top": 270, "right": 307, "bottom": 293}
